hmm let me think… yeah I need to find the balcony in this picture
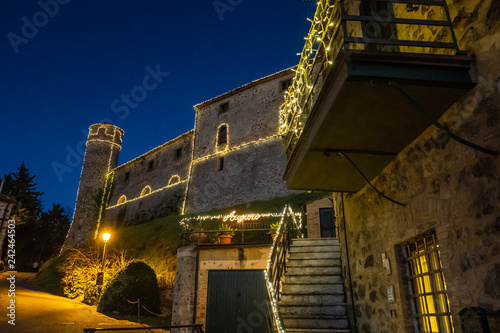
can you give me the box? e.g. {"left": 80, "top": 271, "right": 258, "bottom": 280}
{"left": 280, "top": 0, "right": 475, "bottom": 192}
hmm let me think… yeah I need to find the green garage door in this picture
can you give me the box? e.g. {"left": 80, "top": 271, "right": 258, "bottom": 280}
{"left": 206, "top": 270, "right": 271, "bottom": 333}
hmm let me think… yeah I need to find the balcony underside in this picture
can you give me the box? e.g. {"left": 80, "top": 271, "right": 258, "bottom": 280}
{"left": 284, "top": 51, "right": 475, "bottom": 192}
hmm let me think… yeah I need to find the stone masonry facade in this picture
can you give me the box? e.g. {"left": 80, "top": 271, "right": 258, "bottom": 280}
{"left": 334, "top": 1, "right": 500, "bottom": 332}
{"left": 65, "top": 68, "right": 299, "bottom": 247}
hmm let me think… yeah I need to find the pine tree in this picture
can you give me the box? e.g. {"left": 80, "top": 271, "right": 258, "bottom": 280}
{"left": 35, "top": 204, "right": 71, "bottom": 262}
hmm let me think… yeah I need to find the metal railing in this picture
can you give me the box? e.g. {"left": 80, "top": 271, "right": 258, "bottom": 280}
{"left": 265, "top": 205, "right": 303, "bottom": 332}
{"left": 279, "top": 0, "right": 461, "bottom": 156}
{"left": 83, "top": 324, "right": 204, "bottom": 332}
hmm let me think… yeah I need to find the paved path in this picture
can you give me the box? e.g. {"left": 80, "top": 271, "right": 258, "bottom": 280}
{"left": 0, "top": 272, "right": 169, "bottom": 333}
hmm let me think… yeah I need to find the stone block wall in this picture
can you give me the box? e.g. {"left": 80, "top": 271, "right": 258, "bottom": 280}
{"left": 105, "top": 131, "right": 193, "bottom": 226}
{"left": 64, "top": 123, "right": 123, "bottom": 249}
{"left": 185, "top": 138, "right": 293, "bottom": 213}
{"left": 185, "top": 70, "right": 297, "bottom": 213}
{"left": 333, "top": 2, "right": 500, "bottom": 331}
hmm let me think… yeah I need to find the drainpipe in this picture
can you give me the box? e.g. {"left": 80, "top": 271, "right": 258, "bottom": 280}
{"left": 341, "top": 193, "right": 358, "bottom": 333}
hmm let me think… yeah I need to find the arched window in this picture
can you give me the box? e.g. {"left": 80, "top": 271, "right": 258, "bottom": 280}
{"left": 117, "top": 195, "right": 127, "bottom": 205}
{"left": 140, "top": 186, "right": 151, "bottom": 197}
{"left": 168, "top": 175, "right": 181, "bottom": 186}
{"left": 217, "top": 124, "right": 228, "bottom": 150}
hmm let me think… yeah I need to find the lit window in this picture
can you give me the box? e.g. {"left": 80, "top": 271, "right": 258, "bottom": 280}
{"left": 140, "top": 186, "right": 151, "bottom": 197}
{"left": 117, "top": 195, "right": 127, "bottom": 205}
{"left": 219, "top": 102, "right": 229, "bottom": 115}
{"left": 404, "top": 233, "right": 454, "bottom": 333}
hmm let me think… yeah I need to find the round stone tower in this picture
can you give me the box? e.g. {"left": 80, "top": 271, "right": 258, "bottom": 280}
{"left": 63, "top": 123, "right": 124, "bottom": 250}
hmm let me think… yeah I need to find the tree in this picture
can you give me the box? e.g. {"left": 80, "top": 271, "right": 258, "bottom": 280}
{"left": 2, "top": 161, "right": 43, "bottom": 225}
{"left": 35, "top": 204, "right": 71, "bottom": 261}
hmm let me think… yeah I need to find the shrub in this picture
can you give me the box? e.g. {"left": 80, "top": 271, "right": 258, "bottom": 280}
{"left": 97, "top": 261, "right": 160, "bottom": 316}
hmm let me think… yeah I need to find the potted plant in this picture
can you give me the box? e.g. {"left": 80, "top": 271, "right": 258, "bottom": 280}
{"left": 268, "top": 222, "right": 280, "bottom": 241}
{"left": 217, "top": 223, "right": 236, "bottom": 245}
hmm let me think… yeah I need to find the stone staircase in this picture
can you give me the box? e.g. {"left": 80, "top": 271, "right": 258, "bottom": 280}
{"left": 280, "top": 238, "right": 350, "bottom": 333}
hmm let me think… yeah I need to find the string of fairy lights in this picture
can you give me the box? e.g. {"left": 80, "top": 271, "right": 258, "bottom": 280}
{"left": 279, "top": 0, "right": 338, "bottom": 139}
{"left": 263, "top": 205, "right": 303, "bottom": 332}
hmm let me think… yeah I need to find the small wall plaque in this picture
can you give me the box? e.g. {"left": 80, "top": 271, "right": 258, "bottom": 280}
{"left": 387, "top": 285, "right": 395, "bottom": 303}
{"left": 382, "top": 252, "right": 391, "bottom": 275}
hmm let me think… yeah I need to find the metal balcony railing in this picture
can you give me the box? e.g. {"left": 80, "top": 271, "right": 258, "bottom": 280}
{"left": 279, "top": 0, "right": 460, "bottom": 157}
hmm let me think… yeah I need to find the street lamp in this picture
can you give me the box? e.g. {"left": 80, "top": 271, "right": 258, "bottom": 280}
{"left": 96, "top": 232, "right": 111, "bottom": 299}
{"left": 101, "top": 233, "right": 111, "bottom": 270}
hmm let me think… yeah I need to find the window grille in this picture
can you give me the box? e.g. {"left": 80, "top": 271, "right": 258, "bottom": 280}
{"left": 405, "top": 233, "right": 454, "bottom": 333}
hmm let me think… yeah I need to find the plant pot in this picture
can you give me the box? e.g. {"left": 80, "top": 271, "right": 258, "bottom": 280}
{"left": 191, "top": 231, "right": 207, "bottom": 244}
{"left": 218, "top": 235, "right": 232, "bottom": 245}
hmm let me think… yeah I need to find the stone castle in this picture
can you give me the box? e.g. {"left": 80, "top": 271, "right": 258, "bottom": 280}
{"left": 64, "top": 68, "right": 297, "bottom": 248}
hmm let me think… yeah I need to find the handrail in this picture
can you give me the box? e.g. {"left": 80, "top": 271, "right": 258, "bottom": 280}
{"left": 279, "top": 0, "right": 461, "bottom": 156}
{"left": 264, "top": 205, "right": 303, "bottom": 332}
{"left": 83, "top": 324, "right": 204, "bottom": 332}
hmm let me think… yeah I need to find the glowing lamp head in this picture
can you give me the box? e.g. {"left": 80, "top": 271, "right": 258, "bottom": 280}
{"left": 102, "top": 233, "right": 111, "bottom": 242}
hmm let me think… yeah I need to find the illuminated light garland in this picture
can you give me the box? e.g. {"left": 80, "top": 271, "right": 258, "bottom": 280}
{"left": 94, "top": 172, "right": 114, "bottom": 240}
{"left": 279, "top": 0, "right": 338, "bottom": 139}
{"left": 107, "top": 179, "right": 189, "bottom": 209}
{"left": 179, "top": 211, "right": 292, "bottom": 228}
{"left": 168, "top": 174, "right": 181, "bottom": 186}
{"left": 140, "top": 185, "right": 152, "bottom": 197}
{"left": 117, "top": 195, "right": 127, "bottom": 205}
{"left": 222, "top": 211, "right": 261, "bottom": 223}
{"left": 111, "top": 130, "right": 194, "bottom": 171}
{"left": 192, "top": 134, "right": 281, "bottom": 164}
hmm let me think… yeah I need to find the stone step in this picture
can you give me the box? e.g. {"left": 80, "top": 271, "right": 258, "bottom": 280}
{"left": 285, "top": 274, "right": 342, "bottom": 284}
{"left": 280, "top": 304, "right": 347, "bottom": 317}
{"left": 288, "top": 258, "right": 341, "bottom": 267}
{"left": 289, "top": 251, "right": 341, "bottom": 259}
{"left": 286, "top": 329, "right": 350, "bottom": 333}
{"left": 292, "top": 238, "right": 340, "bottom": 246}
{"left": 281, "top": 293, "right": 346, "bottom": 305}
{"left": 283, "top": 316, "right": 349, "bottom": 330}
{"left": 289, "top": 245, "right": 341, "bottom": 253}
{"left": 286, "top": 265, "right": 342, "bottom": 275}
{"left": 283, "top": 283, "right": 344, "bottom": 295}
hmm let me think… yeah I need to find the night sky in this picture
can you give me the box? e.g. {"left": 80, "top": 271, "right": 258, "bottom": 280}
{"left": 0, "top": 1, "right": 313, "bottom": 213}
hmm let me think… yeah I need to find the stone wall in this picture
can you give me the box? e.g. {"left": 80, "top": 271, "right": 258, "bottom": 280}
{"left": 105, "top": 131, "right": 193, "bottom": 226}
{"left": 334, "top": 2, "right": 500, "bottom": 332}
{"left": 171, "top": 246, "right": 198, "bottom": 333}
{"left": 305, "top": 196, "right": 333, "bottom": 238}
{"left": 64, "top": 123, "right": 123, "bottom": 249}
{"left": 185, "top": 70, "right": 296, "bottom": 213}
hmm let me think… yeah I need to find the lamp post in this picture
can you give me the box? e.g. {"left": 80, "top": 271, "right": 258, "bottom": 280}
{"left": 96, "top": 232, "right": 111, "bottom": 299}
{"left": 101, "top": 233, "right": 110, "bottom": 270}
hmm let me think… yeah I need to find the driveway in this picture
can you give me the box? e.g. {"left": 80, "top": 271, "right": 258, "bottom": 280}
{"left": 0, "top": 272, "right": 169, "bottom": 333}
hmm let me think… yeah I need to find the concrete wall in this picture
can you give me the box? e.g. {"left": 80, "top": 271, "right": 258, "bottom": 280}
{"left": 105, "top": 131, "right": 193, "bottom": 226}
{"left": 305, "top": 196, "right": 333, "bottom": 239}
{"left": 334, "top": 2, "right": 500, "bottom": 332}
{"left": 185, "top": 71, "right": 296, "bottom": 213}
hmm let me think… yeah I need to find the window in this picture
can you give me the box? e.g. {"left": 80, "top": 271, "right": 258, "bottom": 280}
{"left": 140, "top": 186, "right": 151, "bottom": 197}
{"left": 404, "top": 233, "right": 453, "bottom": 333}
{"left": 175, "top": 148, "right": 183, "bottom": 159}
{"left": 168, "top": 175, "right": 181, "bottom": 186}
{"left": 280, "top": 79, "right": 292, "bottom": 92}
{"left": 124, "top": 172, "right": 130, "bottom": 182}
{"left": 148, "top": 160, "right": 154, "bottom": 172}
{"left": 218, "top": 156, "right": 224, "bottom": 171}
{"left": 217, "top": 124, "right": 228, "bottom": 149}
{"left": 117, "top": 195, "right": 127, "bottom": 205}
{"left": 219, "top": 102, "right": 229, "bottom": 115}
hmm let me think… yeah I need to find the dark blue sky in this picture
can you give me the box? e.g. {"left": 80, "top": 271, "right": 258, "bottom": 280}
{"left": 0, "top": 0, "right": 313, "bottom": 213}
